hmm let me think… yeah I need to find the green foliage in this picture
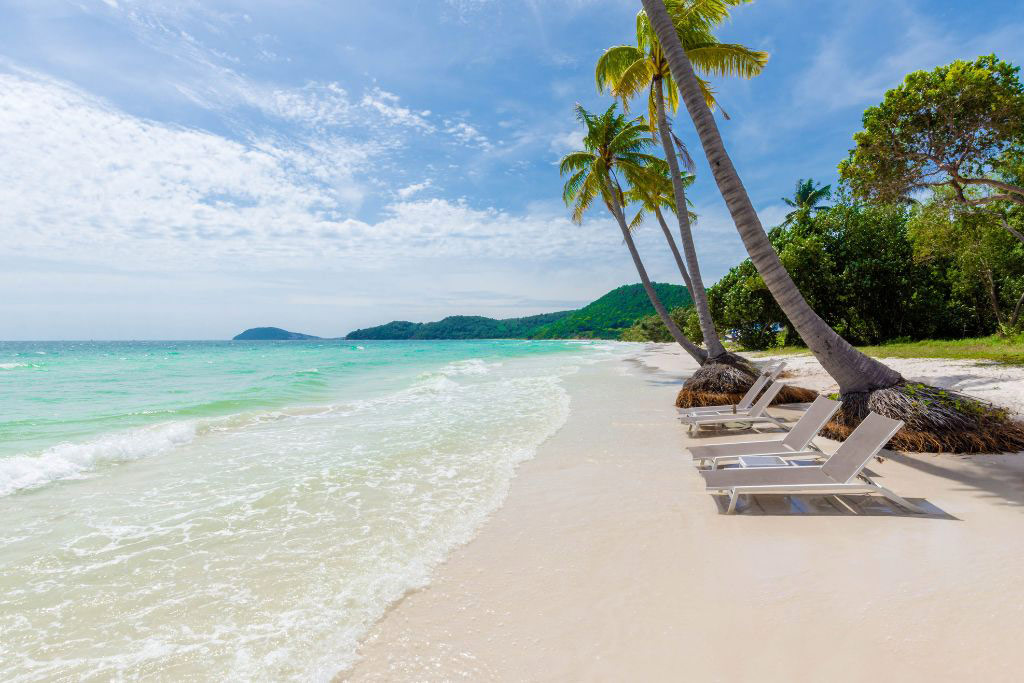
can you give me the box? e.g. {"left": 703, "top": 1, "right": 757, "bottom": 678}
{"left": 908, "top": 192, "right": 1024, "bottom": 333}
{"left": 839, "top": 55, "right": 1024, "bottom": 207}
{"left": 708, "top": 192, "right": 1001, "bottom": 349}
{"left": 534, "top": 283, "right": 693, "bottom": 339}
{"left": 620, "top": 306, "right": 695, "bottom": 342}
{"left": 706, "top": 259, "right": 783, "bottom": 350}
{"left": 682, "top": 307, "right": 702, "bottom": 343}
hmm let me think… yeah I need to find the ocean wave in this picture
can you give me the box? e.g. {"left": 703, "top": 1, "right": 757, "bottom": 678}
{"left": 0, "top": 421, "right": 198, "bottom": 497}
{"left": 420, "top": 358, "right": 502, "bottom": 380}
{"left": 0, "top": 348, "right": 583, "bottom": 680}
{"left": 0, "top": 362, "right": 27, "bottom": 369}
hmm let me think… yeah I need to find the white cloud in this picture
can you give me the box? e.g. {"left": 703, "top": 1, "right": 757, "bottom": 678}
{"left": 444, "top": 120, "right": 491, "bottom": 150}
{"left": 395, "top": 180, "right": 433, "bottom": 199}
{"left": 360, "top": 87, "right": 434, "bottom": 131}
{"left": 549, "top": 128, "right": 584, "bottom": 154}
{"left": 0, "top": 69, "right": 627, "bottom": 274}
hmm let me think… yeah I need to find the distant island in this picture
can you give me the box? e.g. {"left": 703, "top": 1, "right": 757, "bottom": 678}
{"left": 233, "top": 327, "right": 322, "bottom": 341}
{"left": 232, "top": 283, "right": 693, "bottom": 341}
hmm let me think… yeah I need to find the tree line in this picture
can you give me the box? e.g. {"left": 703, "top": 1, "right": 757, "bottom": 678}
{"left": 627, "top": 181, "right": 1024, "bottom": 349}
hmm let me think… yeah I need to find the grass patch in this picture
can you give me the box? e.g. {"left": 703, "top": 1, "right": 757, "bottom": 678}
{"left": 749, "top": 334, "right": 1024, "bottom": 365}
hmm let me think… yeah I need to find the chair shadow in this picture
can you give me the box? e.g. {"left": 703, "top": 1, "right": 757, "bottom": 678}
{"left": 683, "top": 423, "right": 791, "bottom": 439}
{"left": 712, "top": 493, "right": 957, "bottom": 519}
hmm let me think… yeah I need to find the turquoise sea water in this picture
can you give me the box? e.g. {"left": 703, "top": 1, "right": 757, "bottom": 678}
{"left": 0, "top": 339, "right": 623, "bottom": 680}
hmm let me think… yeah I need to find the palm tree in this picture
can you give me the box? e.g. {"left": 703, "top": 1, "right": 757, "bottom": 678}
{"left": 596, "top": 1, "right": 767, "bottom": 361}
{"left": 641, "top": 0, "right": 901, "bottom": 396}
{"left": 625, "top": 160, "right": 698, "bottom": 296}
{"left": 560, "top": 103, "right": 707, "bottom": 364}
{"left": 782, "top": 178, "right": 832, "bottom": 226}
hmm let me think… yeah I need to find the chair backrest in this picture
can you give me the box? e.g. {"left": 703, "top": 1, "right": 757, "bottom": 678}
{"left": 766, "top": 361, "right": 786, "bottom": 380}
{"left": 747, "top": 380, "right": 784, "bottom": 417}
{"left": 736, "top": 373, "right": 771, "bottom": 411}
{"left": 821, "top": 412, "right": 904, "bottom": 483}
{"left": 781, "top": 395, "right": 840, "bottom": 450}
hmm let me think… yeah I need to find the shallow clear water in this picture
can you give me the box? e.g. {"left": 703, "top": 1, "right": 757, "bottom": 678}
{"left": 0, "top": 339, "right": 623, "bottom": 681}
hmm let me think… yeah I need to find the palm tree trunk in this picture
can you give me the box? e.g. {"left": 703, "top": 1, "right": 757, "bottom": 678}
{"left": 642, "top": 0, "right": 900, "bottom": 394}
{"left": 652, "top": 205, "right": 694, "bottom": 294}
{"left": 607, "top": 184, "right": 708, "bottom": 363}
{"left": 653, "top": 78, "right": 728, "bottom": 360}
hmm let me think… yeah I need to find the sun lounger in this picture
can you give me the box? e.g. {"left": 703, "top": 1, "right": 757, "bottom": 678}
{"left": 700, "top": 412, "right": 924, "bottom": 514}
{"left": 680, "top": 361, "right": 786, "bottom": 416}
{"left": 679, "top": 381, "right": 786, "bottom": 432}
{"left": 689, "top": 395, "right": 839, "bottom": 468}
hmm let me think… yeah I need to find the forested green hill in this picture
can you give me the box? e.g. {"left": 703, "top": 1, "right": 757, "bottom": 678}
{"left": 345, "top": 311, "right": 573, "bottom": 340}
{"left": 529, "top": 284, "right": 692, "bottom": 339}
{"left": 343, "top": 283, "right": 692, "bottom": 340}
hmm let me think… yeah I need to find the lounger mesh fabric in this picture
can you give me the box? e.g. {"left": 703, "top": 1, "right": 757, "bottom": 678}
{"left": 780, "top": 396, "right": 840, "bottom": 451}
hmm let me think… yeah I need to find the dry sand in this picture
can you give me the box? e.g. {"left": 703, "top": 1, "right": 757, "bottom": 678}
{"left": 343, "top": 345, "right": 1024, "bottom": 682}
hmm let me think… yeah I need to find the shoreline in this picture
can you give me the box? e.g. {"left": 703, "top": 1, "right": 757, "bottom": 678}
{"left": 343, "top": 344, "right": 1024, "bottom": 681}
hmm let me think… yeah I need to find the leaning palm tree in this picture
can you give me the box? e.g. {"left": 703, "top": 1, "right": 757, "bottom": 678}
{"left": 597, "top": 0, "right": 767, "bottom": 363}
{"left": 782, "top": 178, "right": 831, "bottom": 226}
{"left": 641, "top": 0, "right": 1024, "bottom": 453}
{"left": 561, "top": 103, "right": 707, "bottom": 364}
{"left": 625, "top": 160, "right": 698, "bottom": 295}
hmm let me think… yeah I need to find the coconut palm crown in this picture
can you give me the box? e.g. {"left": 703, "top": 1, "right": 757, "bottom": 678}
{"left": 595, "top": 0, "right": 768, "bottom": 127}
{"left": 559, "top": 104, "right": 661, "bottom": 224}
{"left": 782, "top": 178, "right": 832, "bottom": 225}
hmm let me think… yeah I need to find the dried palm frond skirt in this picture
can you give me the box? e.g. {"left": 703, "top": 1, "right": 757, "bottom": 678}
{"left": 821, "top": 382, "right": 1024, "bottom": 454}
{"left": 675, "top": 356, "right": 818, "bottom": 409}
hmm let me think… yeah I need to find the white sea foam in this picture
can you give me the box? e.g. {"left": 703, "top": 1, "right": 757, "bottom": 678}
{"left": 0, "top": 343, "right": 593, "bottom": 681}
{"left": 0, "top": 362, "right": 27, "bottom": 369}
{"left": 0, "top": 421, "right": 198, "bottom": 496}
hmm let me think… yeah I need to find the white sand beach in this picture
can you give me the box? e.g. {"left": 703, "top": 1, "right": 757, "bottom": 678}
{"left": 344, "top": 344, "right": 1024, "bottom": 682}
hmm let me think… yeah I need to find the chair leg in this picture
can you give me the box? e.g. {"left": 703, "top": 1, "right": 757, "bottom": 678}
{"left": 727, "top": 491, "right": 739, "bottom": 514}
{"left": 877, "top": 486, "right": 926, "bottom": 514}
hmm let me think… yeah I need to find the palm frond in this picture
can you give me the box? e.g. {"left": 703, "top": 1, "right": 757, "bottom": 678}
{"left": 671, "top": 129, "right": 696, "bottom": 173}
{"left": 562, "top": 168, "right": 589, "bottom": 205}
{"left": 686, "top": 43, "right": 769, "bottom": 79}
{"left": 629, "top": 207, "right": 646, "bottom": 231}
{"left": 595, "top": 45, "right": 645, "bottom": 93}
{"left": 613, "top": 58, "right": 656, "bottom": 107}
{"left": 558, "top": 151, "right": 594, "bottom": 175}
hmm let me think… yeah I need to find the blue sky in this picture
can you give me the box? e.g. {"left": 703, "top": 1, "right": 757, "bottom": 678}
{"left": 2, "top": 0, "right": 1023, "bottom": 339}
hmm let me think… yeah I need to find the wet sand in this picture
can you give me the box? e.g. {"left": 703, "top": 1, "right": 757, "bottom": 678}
{"left": 343, "top": 345, "right": 1024, "bottom": 682}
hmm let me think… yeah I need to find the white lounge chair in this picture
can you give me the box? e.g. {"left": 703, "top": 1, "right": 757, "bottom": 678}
{"left": 688, "top": 395, "right": 838, "bottom": 468}
{"left": 700, "top": 412, "right": 924, "bottom": 514}
{"left": 679, "top": 381, "right": 786, "bottom": 432}
{"left": 680, "top": 362, "right": 786, "bottom": 416}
